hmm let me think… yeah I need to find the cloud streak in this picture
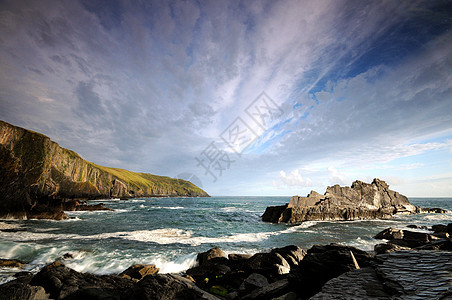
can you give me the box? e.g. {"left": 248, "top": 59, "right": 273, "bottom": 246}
{"left": 0, "top": 0, "right": 451, "bottom": 196}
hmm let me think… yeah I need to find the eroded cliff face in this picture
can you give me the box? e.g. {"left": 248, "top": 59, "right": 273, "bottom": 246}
{"left": 0, "top": 121, "right": 209, "bottom": 219}
{"left": 262, "top": 179, "right": 419, "bottom": 223}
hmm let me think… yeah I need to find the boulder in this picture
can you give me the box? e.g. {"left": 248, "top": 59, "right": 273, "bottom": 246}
{"left": 126, "top": 274, "right": 221, "bottom": 300}
{"left": 374, "top": 228, "right": 404, "bottom": 240}
{"left": 431, "top": 224, "right": 447, "bottom": 233}
{"left": 29, "top": 261, "right": 136, "bottom": 299}
{"left": 197, "top": 247, "right": 227, "bottom": 266}
{"left": 239, "top": 273, "right": 269, "bottom": 292}
{"left": 245, "top": 252, "right": 291, "bottom": 279}
{"left": 263, "top": 179, "right": 418, "bottom": 223}
{"left": 374, "top": 243, "right": 410, "bottom": 254}
{"left": 288, "top": 244, "right": 373, "bottom": 299}
{"left": 120, "top": 264, "right": 159, "bottom": 281}
{"left": 241, "top": 279, "right": 290, "bottom": 300}
{"left": 270, "top": 245, "right": 306, "bottom": 269}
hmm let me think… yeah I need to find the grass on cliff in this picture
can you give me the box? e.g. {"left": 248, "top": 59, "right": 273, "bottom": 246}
{"left": 92, "top": 164, "right": 206, "bottom": 195}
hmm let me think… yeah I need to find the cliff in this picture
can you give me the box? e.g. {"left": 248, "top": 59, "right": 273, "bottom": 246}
{"left": 0, "top": 120, "right": 209, "bottom": 220}
{"left": 262, "top": 179, "right": 419, "bottom": 223}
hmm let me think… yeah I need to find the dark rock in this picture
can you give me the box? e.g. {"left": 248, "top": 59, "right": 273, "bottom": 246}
{"left": 448, "top": 223, "right": 452, "bottom": 234}
{"left": 228, "top": 253, "right": 251, "bottom": 261}
{"left": 245, "top": 252, "right": 290, "bottom": 279}
{"left": 239, "top": 273, "right": 269, "bottom": 292}
{"left": 431, "top": 224, "right": 448, "bottom": 233}
{"left": 311, "top": 267, "right": 393, "bottom": 299}
{"left": 263, "top": 179, "right": 418, "bottom": 223}
{"left": 120, "top": 264, "right": 159, "bottom": 281}
{"left": 0, "top": 280, "right": 49, "bottom": 300}
{"left": 422, "top": 207, "right": 448, "bottom": 213}
{"left": 197, "top": 247, "right": 227, "bottom": 266}
{"left": 374, "top": 227, "right": 404, "bottom": 240}
{"left": 270, "top": 245, "right": 306, "bottom": 269}
{"left": 126, "top": 274, "right": 220, "bottom": 300}
{"left": 416, "top": 239, "right": 452, "bottom": 250}
{"left": 374, "top": 243, "right": 410, "bottom": 254}
{"left": 0, "top": 259, "right": 25, "bottom": 269}
{"left": 241, "top": 279, "right": 290, "bottom": 300}
{"left": 76, "top": 204, "right": 113, "bottom": 211}
{"left": 407, "top": 224, "right": 428, "bottom": 230}
{"left": 29, "top": 261, "right": 135, "bottom": 299}
{"left": 288, "top": 244, "right": 373, "bottom": 299}
{"left": 62, "top": 253, "right": 74, "bottom": 260}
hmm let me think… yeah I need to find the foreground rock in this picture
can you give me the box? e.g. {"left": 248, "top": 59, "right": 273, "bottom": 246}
{"left": 313, "top": 250, "right": 452, "bottom": 299}
{"left": 0, "top": 261, "right": 219, "bottom": 300}
{"left": 262, "top": 178, "right": 440, "bottom": 223}
{"left": 0, "top": 120, "right": 209, "bottom": 220}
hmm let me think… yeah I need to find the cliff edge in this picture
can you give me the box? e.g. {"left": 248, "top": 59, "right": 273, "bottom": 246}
{"left": 262, "top": 179, "right": 420, "bottom": 223}
{"left": 0, "top": 120, "right": 209, "bottom": 220}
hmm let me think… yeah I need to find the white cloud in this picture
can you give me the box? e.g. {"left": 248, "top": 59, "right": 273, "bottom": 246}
{"left": 273, "top": 169, "right": 312, "bottom": 188}
{"left": 327, "top": 166, "right": 349, "bottom": 185}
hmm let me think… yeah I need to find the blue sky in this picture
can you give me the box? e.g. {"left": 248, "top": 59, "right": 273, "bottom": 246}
{"left": 0, "top": 0, "right": 451, "bottom": 196}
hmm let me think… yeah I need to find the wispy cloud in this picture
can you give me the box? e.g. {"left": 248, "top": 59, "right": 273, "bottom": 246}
{"left": 0, "top": 0, "right": 450, "bottom": 196}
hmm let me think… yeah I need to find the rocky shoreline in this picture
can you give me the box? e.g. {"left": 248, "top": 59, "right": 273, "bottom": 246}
{"left": 262, "top": 179, "right": 446, "bottom": 223}
{"left": 1, "top": 223, "right": 451, "bottom": 299}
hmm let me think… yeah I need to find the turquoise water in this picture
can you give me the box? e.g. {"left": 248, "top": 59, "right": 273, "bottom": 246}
{"left": 0, "top": 196, "right": 451, "bottom": 283}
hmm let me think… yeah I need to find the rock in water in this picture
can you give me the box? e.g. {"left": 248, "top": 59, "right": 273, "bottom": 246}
{"left": 262, "top": 178, "right": 419, "bottom": 223}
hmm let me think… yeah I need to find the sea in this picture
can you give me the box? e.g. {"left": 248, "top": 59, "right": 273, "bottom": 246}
{"left": 1, "top": 196, "right": 451, "bottom": 284}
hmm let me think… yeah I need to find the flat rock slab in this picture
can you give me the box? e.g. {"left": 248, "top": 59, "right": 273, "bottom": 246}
{"left": 376, "top": 250, "right": 452, "bottom": 299}
{"left": 312, "top": 250, "right": 452, "bottom": 299}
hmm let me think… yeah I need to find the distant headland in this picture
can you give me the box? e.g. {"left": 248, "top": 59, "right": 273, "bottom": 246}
{"left": 0, "top": 120, "right": 209, "bottom": 220}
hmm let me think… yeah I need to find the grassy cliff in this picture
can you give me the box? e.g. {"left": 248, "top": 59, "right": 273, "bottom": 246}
{"left": 0, "top": 120, "right": 209, "bottom": 219}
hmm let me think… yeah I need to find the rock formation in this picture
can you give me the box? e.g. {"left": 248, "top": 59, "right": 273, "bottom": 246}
{"left": 0, "top": 120, "right": 209, "bottom": 220}
{"left": 262, "top": 178, "right": 420, "bottom": 223}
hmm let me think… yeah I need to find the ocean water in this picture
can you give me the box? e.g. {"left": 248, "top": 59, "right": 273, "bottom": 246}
{"left": 0, "top": 196, "right": 451, "bottom": 284}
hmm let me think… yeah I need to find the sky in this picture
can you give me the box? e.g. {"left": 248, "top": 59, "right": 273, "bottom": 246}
{"left": 0, "top": 0, "right": 451, "bottom": 197}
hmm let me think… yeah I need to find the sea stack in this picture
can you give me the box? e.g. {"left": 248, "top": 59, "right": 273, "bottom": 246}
{"left": 262, "top": 179, "right": 420, "bottom": 223}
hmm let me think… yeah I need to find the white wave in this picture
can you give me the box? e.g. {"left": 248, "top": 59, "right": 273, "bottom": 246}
{"left": 346, "top": 237, "right": 380, "bottom": 251}
{"left": 220, "top": 207, "right": 239, "bottom": 212}
{"left": 77, "top": 228, "right": 279, "bottom": 246}
{"left": 281, "top": 221, "right": 318, "bottom": 233}
{"left": 0, "top": 222, "right": 23, "bottom": 230}
{"left": 139, "top": 204, "right": 146, "bottom": 208}
{"left": 151, "top": 206, "right": 184, "bottom": 210}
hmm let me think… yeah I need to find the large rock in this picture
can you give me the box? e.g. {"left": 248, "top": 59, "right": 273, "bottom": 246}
{"left": 126, "top": 274, "right": 220, "bottom": 300}
{"left": 29, "top": 261, "right": 136, "bottom": 299}
{"left": 288, "top": 244, "right": 373, "bottom": 299}
{"left": 263, "top": 179, "right": 419, "bottom": 223}
{"left": 0, "top": 120, "right": 209, "bottom": 220}
{"left": 196, "top": 247, "right": 227, "bottom": 266}
{"left": 120, "top": 264, "right": 159, "bottom": 281}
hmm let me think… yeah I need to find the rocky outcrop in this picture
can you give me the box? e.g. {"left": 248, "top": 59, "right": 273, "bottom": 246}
{"left": 374, "top": 223, "right": 452, "bottom": 253}
{"left": 0, "top": 120, "right": 209, "bottom": 220}
{"left": 262, "top": 179, "right": 422, "bottom": 223}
